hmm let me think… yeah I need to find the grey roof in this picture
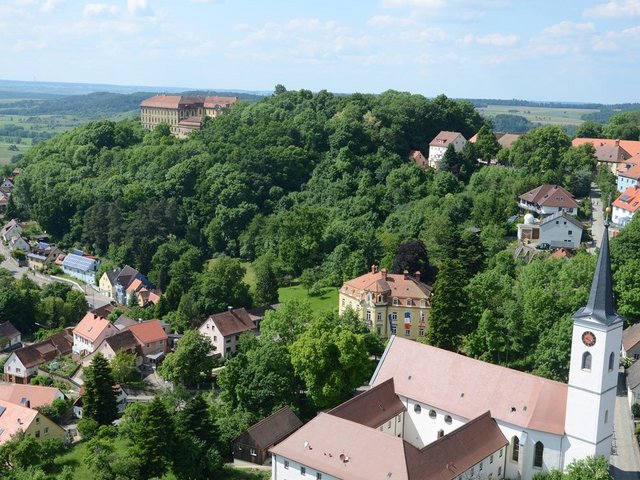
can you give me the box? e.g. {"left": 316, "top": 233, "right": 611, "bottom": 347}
{"left": 61, "top": 253, "right": 97, "bottom": 272}
{"left": 573, "top": 225, "right": 622, "bottom": 326}
{"left": 539, "top": 210, "right": 584, "bottom": 229}
{"left": 628, "top": 360, "right": 640, "bottom": 391}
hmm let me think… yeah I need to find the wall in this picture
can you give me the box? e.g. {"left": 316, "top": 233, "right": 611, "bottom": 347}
{"left": 540, "top": 219, "right": 582, "bottom": 248}
{"left": 25, "top": 413, "right": 66, "bottom": 442}
{"left": 271, "top": 455, "right": 339, "bottom": 480}
{"left": 617, "top": 175, "right": 638, "bottom": 193}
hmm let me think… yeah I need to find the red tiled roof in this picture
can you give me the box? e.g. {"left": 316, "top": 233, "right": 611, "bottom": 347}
{"left": 573, "top": 138, "right": 640, "bottom": 159}
{"left": 617, "top": 159, "right": 640, "bottom": 181}
{"left": 178, "top": 116, "right": 203, "bottom": 127}
{"left": 74, "top": 312, "right": 112, "bottom": 343}
{"left": 204, "top": 96, "right": 239, "bottom": 108}
{"left": 371, "top": 337, "right": 568, "bottom": 435}
{"left": 0, "top": 321, "right": 20, "bottom": 340}
{"left": 623, "top": 322, "right": 640, "bottom": 352}
{"left": 125, "top": 319, "right": 168, "bottom": 344}
{"left": 429, "top": 131, "right": 464, "bottom": 147}
{"left": 205, "top": 308, "right": 255, "bottom": 337}
{"left": 613, "top": 186, "right": 640, "bottom": 214}
{"left": 238, "top": 406, "right": 302, "bottom": 449}
{"left": 519, "top": 184, "right": 579, "bottom": 209}
{"left": 341, "top": 268, "right": 432, "bottom": 306}
{"left": 0, "top": 384, "right": 63, "bottom": 409}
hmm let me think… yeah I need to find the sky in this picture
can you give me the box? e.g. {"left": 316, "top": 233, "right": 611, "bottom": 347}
{"left": 1, "top": 0, "right": 640, "bottom": 103}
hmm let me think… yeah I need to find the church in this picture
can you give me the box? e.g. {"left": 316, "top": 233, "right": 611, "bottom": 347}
{"left": 270, "top": 227, "right": 622, "bottom": 480}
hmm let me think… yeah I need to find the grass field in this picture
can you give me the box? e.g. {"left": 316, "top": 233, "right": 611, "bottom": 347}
{"left": 476, "top": 104, "right": 600, "bottom": 126}
{"left": 278, "top": 283, "right": 338, "bottom": 313}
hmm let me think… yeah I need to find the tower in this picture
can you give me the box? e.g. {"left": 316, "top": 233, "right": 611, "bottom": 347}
{"left": 564, "top": 224, "right": 623, "bottom": 466}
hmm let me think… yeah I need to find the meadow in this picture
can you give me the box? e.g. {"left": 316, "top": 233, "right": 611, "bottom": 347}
{"left": 476, "top": 104, "right": 600, "bottom": 127}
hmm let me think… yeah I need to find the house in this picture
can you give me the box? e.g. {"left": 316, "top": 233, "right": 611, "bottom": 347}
{"left": 572, "top": 138, "right": 640, "bottom": 174}
{"left": 176, "top": 116, "right": 203, "bottom": 138}
{"left": 81, "top": 330, "right": 142, "bottom": 368}
{"left": 0, "top": 178, "right": 13, "bottom": 190}
{"left": 616, "top": 160, "right": 640, "bottom": 193}
{"left": 0, "top": 191, "right": 10, "bottom": 211}
{"left": 339, "top": 266, "right": 432, "bottom": 339}
{"left": 518, "top": 184, "right": 579, "bottom": 217}
{"left": 8, "top": 236, "right": 30, "bottom": 253}
{"left": 3, "top": 330, "right": 73, "bottom": 384}
{"left": 27, "top": 242, "right": 61, "bottom": 271}
{"left": 0, "top": 321, "right": 21, "bottom": 350}
{"left": 549, "top": 248, "right": 574, "bottom": 260}
{"left": 622, "top": 323, "right": 640, "bottom": 361}
{"left": 1, "top": 219, "right": 23, "bottom": 242}
{"left": 538, "top": 211, "right": 584, "bottom": 249}
{"left": 0, "top": 399, "right": 67, "bottom": 444}
{"left": 114, "top": 314, "right": 138, "bottom": 331}
{"left": 626, "top": 360, "right": 640, "bottom": 407}
{"left": 427, "top": 131, "right": 467, "bottom": 168}
{"left": 274, "top": 227, "right": 622, "bottom": 480}
{"left": 409, "top": 150, "right": 428, "bottom": 169}
{"left": 99, "top": 265, "right": 154, "bottom": 304}
{"left": 72, "top": 312, "right": 118, "bottom": 356}
{"left": 0, "top": 384, "right": 65, "bottom": 409}
{"left": 126, "top": 278, "right": 161, "bottom": 307}
{"left": 199, "top": 307, "right": 258, "bottom": 358}
{"left": 612, "top": 186, "right": 640, "bottom": 227}
{"left": 125, "top": 320, "right": 169, "bottom": 367}
{"left": 61, "top": 252, "right": 100, "bottom": 285}
{"left": 234, "top": 406, "right": 302, "bottom": 465}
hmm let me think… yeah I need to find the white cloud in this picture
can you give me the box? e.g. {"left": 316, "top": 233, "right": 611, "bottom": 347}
{"left": 541, "top": 21, "right": 594, "bottom": 37}
{"left": 380, "top": 0, "right": 446, "bottom": 8}
{"left": 127, "top": 0, "right": 152, "bottom": 16}
{"left": 584, "top": 0, "right": 640, "bottom": 18}
{"left": 83, "top": 3, "right": 119, "bottom": 16}
{"left": 367, "top": 14, "right": 417, "bottom": 28}
{"left": 462, "top": 32, "right": 518, "bottom": 46}
{"left": 40, "top": 0, "right": 61, "bottom": 12}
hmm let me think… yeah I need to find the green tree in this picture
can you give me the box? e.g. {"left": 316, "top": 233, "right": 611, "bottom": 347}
{"left": 110, "top": 350, "right": 138, "bottom": 384}
{"left": 254, "top": 253, "right": 280, "bottom": 305}
{"left": 159, "top": 329, "right": 215, "bottom": 387}
{"left": 290, "top": 312, "right": 372, "bottom": 408}
{"left": 575, "top": 120, "right": 604, "bottom": 139}
{"left": 83, "top": 353, "right": 117, "bottom": 426}
{"left": 474, "top": 123, "right": 501, "bottom": 161}
{"left": 259, "top": 299, "right": 314, "bottom": 345}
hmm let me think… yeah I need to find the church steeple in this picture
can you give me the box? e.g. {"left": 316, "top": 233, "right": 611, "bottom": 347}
{"left": 573, "top": 224, "right": 622, "bottom": 326}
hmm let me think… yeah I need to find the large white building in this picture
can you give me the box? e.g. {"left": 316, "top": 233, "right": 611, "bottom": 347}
{"left": 271, "top": 226, "right": 622, "bottom": 480}
{"left": 427, "top": 131, "right": 467, "bottom": 168}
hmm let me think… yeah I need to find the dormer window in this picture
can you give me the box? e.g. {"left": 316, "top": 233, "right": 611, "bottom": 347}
{"left": 392, "top": 297, "right": 399, "bottom": 306}
{"left": 420, "top": 299, "right": 427, "bottom": 308}
{"left": 407, "top": 298, "right": 413, "bottom": 307}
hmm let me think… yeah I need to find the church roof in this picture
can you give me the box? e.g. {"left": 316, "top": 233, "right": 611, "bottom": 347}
{"left": 573, "top": 225, "right": 622, "bottom": 326}
{"left": 371, "top": 337, "right": 568, "bottom": 435}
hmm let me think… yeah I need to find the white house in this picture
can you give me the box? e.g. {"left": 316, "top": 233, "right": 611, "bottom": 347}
{"left": 0, "top": 321, "right": 21, "bottom": 350}
{"left": 539, "top": 211, "right": 584, "bottom": 249}
{"left": 519, "top": 184, "right": 579, "bottom": 217}
{"left": 427, "top": 131, "right": 466, "bottom": 168}
{"left": 612, "top": 186, "right": 640, "bottom": 227}
{"left": 72, "top": 312, "right": 118, "bottom": 355}
{"left": 61, "top": 251, "right": 100, "bottom": 285}
{"left": 272, "top": 226, "right": 622, "bottom": 480}
{"left": 199, "top": 307, "right": 257, "bottom": 358}
{"left": 616, "top": 161, "right": 640, "bottom": 193}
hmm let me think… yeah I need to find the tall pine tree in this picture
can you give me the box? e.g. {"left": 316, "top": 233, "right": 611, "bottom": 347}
{"left": 83, "top": 353, "right": 117, "bottom": 426}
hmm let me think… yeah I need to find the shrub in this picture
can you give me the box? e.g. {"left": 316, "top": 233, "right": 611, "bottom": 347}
{"left": 632, "top": 403, "right": 640, "bottom": 419}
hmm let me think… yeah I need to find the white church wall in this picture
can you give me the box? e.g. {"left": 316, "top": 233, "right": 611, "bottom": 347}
{"left": 377, "top": 412, "right": 403, "bottom": 437}
{"left": 272, "top": 454, "right": 339, "bottom": 480}
{"left": 401, "top": 396, "right": 466, "bottom": 448}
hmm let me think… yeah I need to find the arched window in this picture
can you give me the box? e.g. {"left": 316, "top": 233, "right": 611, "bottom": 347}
{"left": 582, "top": 351, "right": 592, "bottom": 371}
{"left": 511, "top": 436, "right": 519, "bottom": 462}
{"left": 533, "top": 441, "right": 544, "bottom": 468}
{"left": 609, "top": 352, "right": 615, "bottom": 372}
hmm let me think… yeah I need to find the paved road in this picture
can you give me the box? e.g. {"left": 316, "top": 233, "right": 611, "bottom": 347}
{"left": 611, "top": 373, "right": 640, "bottom": 480}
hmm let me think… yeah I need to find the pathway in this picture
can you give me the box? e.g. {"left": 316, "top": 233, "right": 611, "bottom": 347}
{"left": 611, "top": 373, "right": 640, "bottom": 480}
{"left": 590, "top": 183, "right": 606, "bottom": 250}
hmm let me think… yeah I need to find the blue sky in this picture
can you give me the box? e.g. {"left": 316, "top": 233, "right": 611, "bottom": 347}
{"left": 2, "top": 0, "right": 640, "bottom": 103}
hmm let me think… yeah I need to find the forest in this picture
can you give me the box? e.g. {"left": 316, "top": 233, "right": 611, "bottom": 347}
{"left": 4, "top": 87, "right": 640, "bottom": 381}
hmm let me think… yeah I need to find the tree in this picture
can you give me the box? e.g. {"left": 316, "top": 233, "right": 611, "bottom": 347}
{"left": 575, "top": 120, "right": 604, "bottom": 139}
{"left": 254, "top": 253, "right": 280, "bottom": 305}
{"left": 474, "top": 123, "right": 501, "bottom": 161}
{"left": 110, "top": 350, "right": 137, "bottom": 384}
{"left": 158, "top": 329, "right": 215, "bottom": 387}
{"left": 290, "top": 312, "right": 372, "bottom": 408}
{"left": 425, "top": 258, "right": 469, "bottom": 351}
{"left": 391, "top": 239, "right": 430, "bottom": 280}
{"left": 83, "top": 353, "right": 117, "bottom": 426}
{"left": 128, "top": 397, "right": 175, "bottom": 480}
{"left": 259, "top": 299, "right": 314, "bottom": 345}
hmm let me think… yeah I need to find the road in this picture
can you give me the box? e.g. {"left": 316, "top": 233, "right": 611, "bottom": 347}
{"left": 0, "top": 241, "right": 111, "bottom": 310}
{"left": 590, "top": 183, "right": 607, "bottom": 250}
{"left": 611, "top": 373, "right": 640, "bottom": 480}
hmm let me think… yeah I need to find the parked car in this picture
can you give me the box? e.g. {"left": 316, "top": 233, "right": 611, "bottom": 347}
{"left": 536, "top": 242, "right": 550, "bottom": 250}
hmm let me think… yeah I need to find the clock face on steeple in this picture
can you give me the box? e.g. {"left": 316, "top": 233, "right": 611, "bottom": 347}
{"left": 582, "top": 331, "right": 597, "bottom": 347}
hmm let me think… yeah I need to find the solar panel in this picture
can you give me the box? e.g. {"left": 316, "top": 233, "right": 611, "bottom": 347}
{"left": 0, "top": 406, "right": 5, "bottom": 417}
{"left": 621, "top": 194, "right": 631, "bottom": 201}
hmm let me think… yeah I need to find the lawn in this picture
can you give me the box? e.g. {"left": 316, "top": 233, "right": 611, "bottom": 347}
{"left": 278, "top": 283, "right": 338, "bottom": 313}
{"left": 476, "top": 104, "right": 600, "bottom": 126}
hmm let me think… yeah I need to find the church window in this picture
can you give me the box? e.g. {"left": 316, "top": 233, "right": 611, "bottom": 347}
{"left": 429, "top": 409, "right": 436, "bottom": 419}
{"left": 609, "top": 352, "right": 615, "bottom": 372}
{"left": 284, "top": 460, "right": 289, "bottom": 469}
{"left": 498, "top": 467, "right": 502, "bottom": 476}
{"left": 444, "top": 415, "right": 452, "bottom": 425}
{"left": 533, "top": 442, "right": 544, "bottom": 468}
{"left": 511, "top": 437, "right": 519, "bottom": 462}
{"left": 605, "top": 410, "right": 609, "bottom": 424}
{"left": 490, "top": 454, "right": 494, "bottom": 464}
{"left": 479, "top": 462, "right": 483, "bottom": 471}
{"left": 582, "top": 351, "right": 592, "bottom": 371}
{"left": 414, "top": 404, "right": 422, "bottom": 414}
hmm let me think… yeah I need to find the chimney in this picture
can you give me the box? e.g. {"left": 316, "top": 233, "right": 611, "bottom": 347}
{"left": 415, "top": 271, "right": 421, "bottom": 282}
{"left": 24, "top": 400, "right": 30, "bottom": 408}
{"left": 381, "top": 268, "right": 387, "bottom": 279}
{"left": 371, "top": 264, "right": 378, "bottom": 274}
{"left": 615, "top": 139, "right": 620, "bottom": 147}
{"left": 227, "top": 306, "right": 233, "bottom": 311}
{"left": 403, "top": 270, "right": 409, "bottom": 280}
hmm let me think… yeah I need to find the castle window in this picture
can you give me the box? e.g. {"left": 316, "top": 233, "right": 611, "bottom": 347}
{"left": 511, "top": 437, "right": 519, "bottom": 462}
{"left": 582, "top": 351, "right": 592, "bottom": 371}
{"left": 533, "top": 441, "right": 544, "bottom": 468}
{"left": 609, "top": 352, "right": 615, "bottom": 372}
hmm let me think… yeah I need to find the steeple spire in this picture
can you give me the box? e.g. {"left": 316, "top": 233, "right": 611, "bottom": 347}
{"left": 573, "top": 224, "right": 621, "bottom": 325}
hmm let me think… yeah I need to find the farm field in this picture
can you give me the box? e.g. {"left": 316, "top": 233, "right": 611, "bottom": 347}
{"left": 476, "top": 104, "right": 601, "bottom": 126}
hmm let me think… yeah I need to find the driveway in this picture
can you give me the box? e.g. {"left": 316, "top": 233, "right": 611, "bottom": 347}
{"left": 611, "top": 373, "right": 640, "bottom": 480}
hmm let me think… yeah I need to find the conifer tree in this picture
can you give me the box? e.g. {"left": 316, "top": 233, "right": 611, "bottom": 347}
{"left": 131, "top": 397, "right": 175, "bottom": 480}
{"left": 83, "top": 353, "right": 117, "bottom": 426}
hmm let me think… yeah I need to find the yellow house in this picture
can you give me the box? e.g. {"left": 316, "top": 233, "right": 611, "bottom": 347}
{"left": 0, "top": 399, "right": 67, "bottom": 444}
{"left": 339, "top": 266, "right": 432, "bottom": 340}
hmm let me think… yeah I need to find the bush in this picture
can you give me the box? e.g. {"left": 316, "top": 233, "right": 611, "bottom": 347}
{"left": 77, "top": 418, "right": 100, "bottom": 440}
{"left": 632, "top": 403, "right": 640, "bottom": 418}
